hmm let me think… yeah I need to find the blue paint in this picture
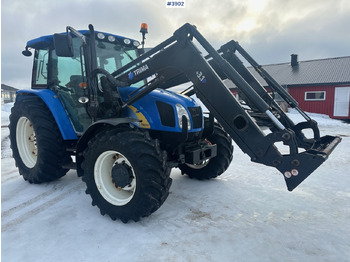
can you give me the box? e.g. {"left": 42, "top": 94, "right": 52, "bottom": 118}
{"left": 16, "top": 89, "right": 78, "bottom": 140}
{"left": 118, "top": 86, "right": 202, "bottom": 133}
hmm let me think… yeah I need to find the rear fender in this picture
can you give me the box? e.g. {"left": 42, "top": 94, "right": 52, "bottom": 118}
{"left": 16, "top": 89, "right": 78, "bottom": 140}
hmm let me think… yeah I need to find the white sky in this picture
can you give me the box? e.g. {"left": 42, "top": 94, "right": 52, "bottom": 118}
{"left": 1, "top": 0, "right": 349, "bottom": 89}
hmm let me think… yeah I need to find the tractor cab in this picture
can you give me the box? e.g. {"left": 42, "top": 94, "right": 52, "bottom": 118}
{"left": 23, "top": 28, "right": 142, "bottom": 133}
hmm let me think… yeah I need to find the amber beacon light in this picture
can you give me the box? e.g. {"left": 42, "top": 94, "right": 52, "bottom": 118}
{"left": 140, "top": 23, "right": 148, "bottom": 48}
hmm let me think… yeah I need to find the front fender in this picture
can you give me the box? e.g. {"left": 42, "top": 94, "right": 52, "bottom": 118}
{"left": 16, "top": 89, "right": 78, "bottom": 140}
{"left": 75, "top": 117, "right": 138, "bottom": 177}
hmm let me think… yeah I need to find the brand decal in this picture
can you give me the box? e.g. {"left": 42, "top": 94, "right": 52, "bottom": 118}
{"left": 128, "top": 64, "right": 149, "bottom": 80}
{"left": 128, "top": 105, "right": 151, "bottom": 128}
{"left": 196, "top": 71, "right": 207, "bottom": 84}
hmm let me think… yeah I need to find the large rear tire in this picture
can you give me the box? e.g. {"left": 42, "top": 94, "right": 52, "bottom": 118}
{"left": 81, "top": 129, "right": 172, "bottom": 223}
{"left": 179, "top": 123, "right": 233, "bottom": 179}
{"left": 9, "top": 97, "right": 71, "bottom": 183}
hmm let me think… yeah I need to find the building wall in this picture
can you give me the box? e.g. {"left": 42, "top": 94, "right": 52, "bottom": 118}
{"left": 288, "top": 84, "right": 350, "bottom": 119}
{"left": 1, "top": 90, "right": 17, "bottom": 103}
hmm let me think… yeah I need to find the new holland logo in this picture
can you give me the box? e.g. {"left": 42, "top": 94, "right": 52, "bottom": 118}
{"left": 128, "top": 64, "right": 149, "bottom": 80}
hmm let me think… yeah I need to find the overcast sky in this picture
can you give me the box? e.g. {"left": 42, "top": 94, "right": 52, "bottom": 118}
{"left": 1, "top": 0, "right": 349, "bottom": 89}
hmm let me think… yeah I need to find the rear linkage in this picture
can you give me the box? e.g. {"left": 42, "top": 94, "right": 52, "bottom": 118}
{"left": 110, "top": 23, "right": 341, "bottom": 191}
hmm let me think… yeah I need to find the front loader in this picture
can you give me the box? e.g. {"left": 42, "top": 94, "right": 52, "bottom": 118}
{"left": 10, "top": 23, "right": 341, "bottom": 222}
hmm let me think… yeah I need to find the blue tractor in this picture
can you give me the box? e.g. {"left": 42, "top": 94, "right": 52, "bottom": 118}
{"left": 10, "top": 24, "right": 340, "bottom": 223}
{"left": 10, "top": 24, "right": 230, "bottom": 222}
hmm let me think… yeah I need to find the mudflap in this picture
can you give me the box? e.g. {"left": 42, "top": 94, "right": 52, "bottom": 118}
{"left": 278, "top": 135, "right": 342, "bottom": 191}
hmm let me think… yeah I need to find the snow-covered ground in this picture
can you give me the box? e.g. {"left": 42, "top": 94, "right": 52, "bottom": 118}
{"left": 2, "top": 103, "right": 350, "bottom": 262}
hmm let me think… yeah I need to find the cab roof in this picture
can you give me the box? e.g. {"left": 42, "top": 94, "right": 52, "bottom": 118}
{"left": 25, "top": 30, "right": 136, "bottom": 49}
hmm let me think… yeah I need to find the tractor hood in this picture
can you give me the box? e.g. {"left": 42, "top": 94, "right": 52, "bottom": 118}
{"left": 118, "top": 86, "right": 203, "bottom": 133}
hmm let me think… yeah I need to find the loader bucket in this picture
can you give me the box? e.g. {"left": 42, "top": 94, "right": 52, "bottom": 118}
{"left": 279, "top": 135, "right": 341, "bottom": 191}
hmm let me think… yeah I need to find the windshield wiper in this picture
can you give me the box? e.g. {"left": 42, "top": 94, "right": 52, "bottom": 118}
{"left": 124, "top": 50, "right": 134, "bottom": 61}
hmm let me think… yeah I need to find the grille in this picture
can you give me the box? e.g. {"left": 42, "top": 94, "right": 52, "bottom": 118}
{"left": 156, "top": 101, "right": 175, "bottom": 127}
{"left": 188, "top": 106, "right": 203, "bottom": 129}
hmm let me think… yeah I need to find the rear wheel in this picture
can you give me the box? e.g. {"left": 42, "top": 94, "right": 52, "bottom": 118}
{"left": 179, "top": 123, "right": 233, "bottom": 179}
{"left": 9, "top": 97, "right": 71, "bottom": 183}
{"left": 81, "top": 129, "right": 172, "bottom": 223}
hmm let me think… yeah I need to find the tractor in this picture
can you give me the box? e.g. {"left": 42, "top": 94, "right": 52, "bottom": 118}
{"left": 9, "top": 23, "right": 341, "bottom": 223}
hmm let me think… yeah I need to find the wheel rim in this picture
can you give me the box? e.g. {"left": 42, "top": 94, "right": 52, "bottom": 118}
{"left": 94, "top": 150, "right": 136, "bottom": 206}
{"left": 16, "top": 116, "right": 37, "bottom": 168}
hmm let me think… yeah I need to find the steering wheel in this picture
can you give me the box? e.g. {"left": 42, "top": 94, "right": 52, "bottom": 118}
{"left": 91, "top": 69, "right": 120, "bottom": 86}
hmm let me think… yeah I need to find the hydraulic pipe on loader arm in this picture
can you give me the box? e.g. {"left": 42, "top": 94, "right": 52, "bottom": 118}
{"left": 112, "top": 23, "right": 341, "bottom": 191}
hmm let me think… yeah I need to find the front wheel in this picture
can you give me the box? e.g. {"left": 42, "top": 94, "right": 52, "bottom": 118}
{"left": 179, "top": 123, "right": 233, "bottom": 179}
{"left": 81, "top": 129, "right": 172, "bottom": 223}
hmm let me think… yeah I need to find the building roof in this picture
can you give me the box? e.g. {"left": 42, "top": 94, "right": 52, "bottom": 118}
{"left": 248, "top": 56, "right": 350, "bottom": 87}
{"left": 1, "top": 84, "right": 18, "bottom": 92}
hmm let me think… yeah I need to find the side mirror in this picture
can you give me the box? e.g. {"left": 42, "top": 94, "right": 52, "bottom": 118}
{"left": 22, "top": 48, "right": 32, "bottom": 57}
{"left": 54, "top": 33, "right": 74, "bottom": 57}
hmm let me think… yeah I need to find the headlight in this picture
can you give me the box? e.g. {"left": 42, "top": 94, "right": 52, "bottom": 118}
{"left": 124, "top": 38, "right": 131, "bottom": 45}
{"left": 97, "top": 33, "right": 105, "bottom": 40}
{"left": 175, "top": 104, "right": 191, "bottom": 130}
{"left": 108, "top": 35, "right": 116, "bottom": 42}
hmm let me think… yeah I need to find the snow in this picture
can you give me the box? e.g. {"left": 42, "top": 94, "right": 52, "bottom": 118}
{"left": 2, "top": 103, "right": 350, "bottom": 262}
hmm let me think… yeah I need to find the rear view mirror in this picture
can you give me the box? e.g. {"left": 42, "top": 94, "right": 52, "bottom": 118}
{"left": 22, "top": 49, "right": 32, "bottom": 57}
{"left": 54, "top": 33, "right": 74, "bottom": 57}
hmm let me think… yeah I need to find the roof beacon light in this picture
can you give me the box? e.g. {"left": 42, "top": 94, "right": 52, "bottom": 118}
{"left": 140, "top": 23, "right": 148, "bottom": 49}
{"left": 140, "top": 23, "right": 148, "bottom": 34}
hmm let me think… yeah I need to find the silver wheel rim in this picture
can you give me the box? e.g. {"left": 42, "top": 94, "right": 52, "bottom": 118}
{"left": 16, "top": 116, "right": 37, "bottom": 168}
{"left": 94, "top": 150, "right": 136, "bottom": 206}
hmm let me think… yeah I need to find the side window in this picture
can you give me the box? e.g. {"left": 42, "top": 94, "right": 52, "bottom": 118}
{"left": 305, "top": 91, "right": 326, "bottom": 101}
{"left": 33, "top": 49, "right": 49, "bottom": 86}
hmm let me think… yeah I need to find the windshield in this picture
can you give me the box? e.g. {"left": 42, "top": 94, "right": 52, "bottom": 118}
{"left": 96, "top": 40, "right": 138, "bottom": 74}
{"left": 95, "top": 40, "right": 143, "bottom": 87}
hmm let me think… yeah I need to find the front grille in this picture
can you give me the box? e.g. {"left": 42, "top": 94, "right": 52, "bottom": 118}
{"left": 156, "top": 101, "right": 175, "bottom": 127}
{"left": 188, "top": 106, "right": 203, "bottom": 129}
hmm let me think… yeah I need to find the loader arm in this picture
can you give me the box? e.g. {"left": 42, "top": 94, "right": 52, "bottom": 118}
{"left": 111, "top": 23, "right": 341, "bottom": 191}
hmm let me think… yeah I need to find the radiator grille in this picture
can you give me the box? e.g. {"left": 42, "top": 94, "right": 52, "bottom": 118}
{"left": 156, "top": 101, "right": 175, "bottom": 127}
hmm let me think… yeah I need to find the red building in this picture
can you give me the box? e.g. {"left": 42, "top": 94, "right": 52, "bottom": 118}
{"left": 247, "top": 55, "right": 350, "bottom": 119}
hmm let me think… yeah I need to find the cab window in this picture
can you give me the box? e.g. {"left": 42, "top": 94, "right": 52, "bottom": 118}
{"left": 33, "top": 49, "right": 49, "bottom": 87}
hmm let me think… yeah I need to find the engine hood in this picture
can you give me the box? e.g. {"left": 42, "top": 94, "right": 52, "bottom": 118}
{"left": 118, "top": 86, "right": 203, "bottom": 132}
